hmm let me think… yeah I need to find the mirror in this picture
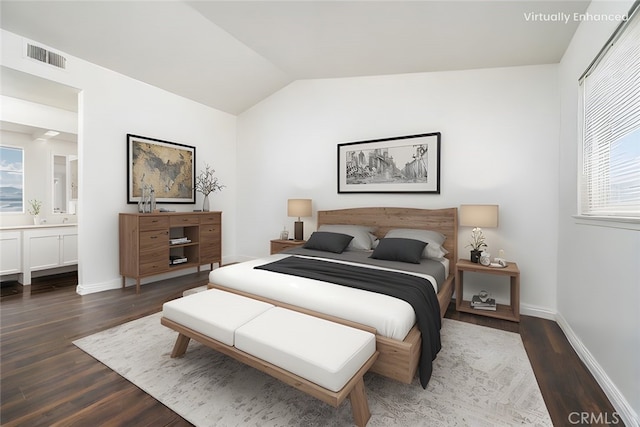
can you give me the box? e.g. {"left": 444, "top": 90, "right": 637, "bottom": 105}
{"left": 52, "top": 154, "right": 78, "bottom": 214}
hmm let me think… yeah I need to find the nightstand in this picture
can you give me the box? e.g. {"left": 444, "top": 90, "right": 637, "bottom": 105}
{"left": 455, "top": 259, "right": 520, "bottom": 322}
{"left": 270, "top": 239, "right": 306, "bottom": 255}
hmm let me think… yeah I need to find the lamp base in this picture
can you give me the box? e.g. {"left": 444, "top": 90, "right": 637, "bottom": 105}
{"left": 294, "top": 221, "right": 304, "bottom": 241}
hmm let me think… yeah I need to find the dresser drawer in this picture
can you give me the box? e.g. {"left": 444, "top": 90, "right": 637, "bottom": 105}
{"left": 139, "top": 249, "right": 169, "bottom": 275}
{"left": 140, "top": 230, "right": 168, "bottom": 251}
{"left": 139, "top": 216, "right": 169, "bottom": 231}
{"left": 201, "top": 228, "right": 220, "bottom": 248}
{"left": 170, "top": 215, "right": 200, "bottom": 226}
{"left": 200, "top": 213, "right": 221, "bottom": 224}
{"left": 200, "top": 224, "right": 220, "bottom": 236}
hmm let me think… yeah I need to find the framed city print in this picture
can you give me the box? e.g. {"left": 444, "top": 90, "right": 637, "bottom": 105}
{"left": 338, "top": 132, "right": 441, "bottom": 194}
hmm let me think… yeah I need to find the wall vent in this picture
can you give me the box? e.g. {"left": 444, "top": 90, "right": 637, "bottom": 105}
{"left": 26, "top": 43, "right": 67, "bottom": 69}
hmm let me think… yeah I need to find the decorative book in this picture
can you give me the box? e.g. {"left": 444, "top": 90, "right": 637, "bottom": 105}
{"left": 170, "top": 237, "right": 191, "bottom": 245}
{"left": 471, "top": 295, "right": 496, "bottom": 311}
{"left": 170, "top": 255, "right": 187, "bottom": 265}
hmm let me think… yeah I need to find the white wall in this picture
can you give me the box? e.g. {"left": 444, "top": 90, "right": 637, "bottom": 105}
{"left": 557, "top": 1, "right": 639, "bottom": 424}
{"left": 238, "top": 65, "right": 560, "bottom": 316}
{"left": 1, "top": 29, "right": 238, "bottom": 293}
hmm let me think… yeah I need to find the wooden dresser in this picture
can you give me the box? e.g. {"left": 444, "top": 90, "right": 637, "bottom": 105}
{"left": 119, "top": 211, "right": 221, "bottom": 293}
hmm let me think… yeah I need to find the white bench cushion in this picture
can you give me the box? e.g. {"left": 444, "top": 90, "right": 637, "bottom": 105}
{"left": 162, "top": 289, "right": 274, "bottom": 346}
{"left": 235, "top": 307, "right": 376, "bottom": 392}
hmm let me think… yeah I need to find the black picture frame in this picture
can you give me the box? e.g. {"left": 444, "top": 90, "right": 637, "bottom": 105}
{"left": 127, "top": 134, "right": 196, "bottom": 204}
{"left": 337, "top": 132, "right": 441, "bottom": 194}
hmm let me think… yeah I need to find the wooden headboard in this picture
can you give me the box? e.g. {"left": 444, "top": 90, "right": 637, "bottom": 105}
{"left": 317, "top": 207, "right": 458, "bottom": 269}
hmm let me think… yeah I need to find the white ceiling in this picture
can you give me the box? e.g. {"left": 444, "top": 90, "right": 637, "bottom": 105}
{"left": 0, "top": 0, "right": 590, "bottom": 115}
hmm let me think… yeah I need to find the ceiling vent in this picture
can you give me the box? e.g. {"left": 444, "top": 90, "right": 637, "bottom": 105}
{"left": 25, "top": 42, "right": 67, "bottom": 70}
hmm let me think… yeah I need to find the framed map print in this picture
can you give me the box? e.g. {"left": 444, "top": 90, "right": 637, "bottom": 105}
{"left": 127, "top": 134, "right": 195, "bottom": 204}
{"left": 338, "top": 132, "right": 441, "bottom": 194}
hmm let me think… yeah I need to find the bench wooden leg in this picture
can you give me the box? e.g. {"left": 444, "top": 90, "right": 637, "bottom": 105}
{"left": 349, "top": 376, "right": 371, "bottom": 427}
{"left": 171, "top": 333, "right": 191, "bottom": 358}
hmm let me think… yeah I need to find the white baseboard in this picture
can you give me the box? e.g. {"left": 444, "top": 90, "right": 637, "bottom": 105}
{"left": 520, "top": 303, "right": 556, "bottom": 320}
{"left": 76, "top": 277, "right": 122, "bottom": 295}
{"left": 556, "top": 313, "right": 639, "bottom": 427}
{"left": 463, "top": 302, "right": 637, "bottom": 426}
{"left": 76, "top": 255, "right": 261, "bottom": 295}
{"left": 76, "top": 264, "right": 216, "bottom": 295}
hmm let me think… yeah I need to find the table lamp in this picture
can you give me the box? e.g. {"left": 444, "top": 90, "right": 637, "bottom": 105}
{"left": 287, "top": 199, "right": 312, "bottom": 241}
{"left": 459, "top": 204, "right": 499, "bottom": 262}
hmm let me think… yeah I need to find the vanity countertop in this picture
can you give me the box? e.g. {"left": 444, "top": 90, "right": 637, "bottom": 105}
{"left": 0, "top": 223, "right": 77, "bottom": 231}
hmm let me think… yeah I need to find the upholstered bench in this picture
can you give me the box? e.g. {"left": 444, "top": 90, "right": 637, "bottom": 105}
{"left": 162, "top": 288, "right": 274, "bottom": 346}
{"left": 161, "top": 289, "right": 379, "bottom": 427}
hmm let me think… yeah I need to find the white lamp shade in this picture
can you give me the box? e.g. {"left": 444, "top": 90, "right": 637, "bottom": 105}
{"left": 459, "top": 204, "right": 499, "bottom": 228}
{"left": 287, "top": 199, "right": 312, "bottom": 218}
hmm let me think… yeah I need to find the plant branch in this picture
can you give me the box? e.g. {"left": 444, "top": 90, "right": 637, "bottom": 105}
{"left": 195, "top": 164, "right": 225, "bottom": 196}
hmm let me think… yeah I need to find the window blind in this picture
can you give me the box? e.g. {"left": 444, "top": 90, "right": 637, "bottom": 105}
{"left": 579, "top": 4, "right": 640, "bottom": 218}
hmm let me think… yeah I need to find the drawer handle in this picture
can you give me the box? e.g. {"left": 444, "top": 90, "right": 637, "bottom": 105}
{"left": 150, "top": 236, "right": 157, "bottom": 239}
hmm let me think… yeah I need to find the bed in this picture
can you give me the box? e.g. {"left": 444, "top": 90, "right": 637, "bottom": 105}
{"left": 208, "top": 207, "right": 458, "bottom": 386}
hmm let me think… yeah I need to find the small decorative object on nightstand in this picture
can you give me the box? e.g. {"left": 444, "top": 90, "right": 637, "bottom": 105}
{"left": 470, "top": 290, "right": 496, "bottom": 311}
{"left": 479, "top": 251, "right": 491, "bottom": 266}
{"left": 280, "top": 227, "right": 289, "bottom": 240}
{"left": 270, "top": 239, "right": 306, "bottom": 255}
{"left": 455, "top": 258, "right": 520, "bottom": 322}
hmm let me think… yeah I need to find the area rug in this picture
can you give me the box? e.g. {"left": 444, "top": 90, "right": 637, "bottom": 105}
{"left": 74, "top": 313, "right": 552, "bottom": 426}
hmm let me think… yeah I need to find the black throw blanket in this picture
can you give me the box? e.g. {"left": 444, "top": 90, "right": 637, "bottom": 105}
{"left": 255, "top": 256, "right": 441, "bottom": 388}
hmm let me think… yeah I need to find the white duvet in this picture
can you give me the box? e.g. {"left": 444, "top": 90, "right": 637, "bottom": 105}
{"left": 208, "top": 254, "right": 446, "bottom": 341}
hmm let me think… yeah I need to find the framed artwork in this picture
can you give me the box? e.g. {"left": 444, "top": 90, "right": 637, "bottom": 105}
{"left": 127, "top": 134, "right": 195, "bottom": 204}
{"left": 337, "top": 132, "right": 441, "bottom": 194}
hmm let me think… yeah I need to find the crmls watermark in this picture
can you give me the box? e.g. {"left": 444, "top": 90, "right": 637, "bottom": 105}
{"left": 523, "top": 12, "right": 629, "bottom": 24}
{"left": 568, "top": 412, "right": 621, "bottom": 425}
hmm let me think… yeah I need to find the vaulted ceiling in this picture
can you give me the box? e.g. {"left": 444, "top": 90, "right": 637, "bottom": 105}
{"left": 1, "top": 1, "right": 590, "bottom": 115}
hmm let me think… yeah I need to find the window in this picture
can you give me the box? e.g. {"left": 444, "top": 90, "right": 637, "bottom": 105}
{"left": 0, "top": 146, "right": 25, "bottom": 213}
{"left": 579, "top": 3, "right": 640, "bottom": 219}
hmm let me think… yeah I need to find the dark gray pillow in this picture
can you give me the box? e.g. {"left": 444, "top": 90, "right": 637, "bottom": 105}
{"left": 370, "top": 238, "right": 427, "bottom": 264}
{"left": 303, "top": 232, "right": 354, "bottom": 253}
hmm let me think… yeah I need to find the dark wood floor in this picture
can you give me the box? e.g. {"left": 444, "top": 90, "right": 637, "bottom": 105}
{"left": 0, "top": 272, "right": 621, "bottom": 426}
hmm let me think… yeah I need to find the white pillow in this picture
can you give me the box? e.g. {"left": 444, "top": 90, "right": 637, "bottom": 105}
{"left": 318, "top": 224, "right": 377, "bottom": 250}
{"left": 384, "top": 228, "right": 448, "bottom": 259}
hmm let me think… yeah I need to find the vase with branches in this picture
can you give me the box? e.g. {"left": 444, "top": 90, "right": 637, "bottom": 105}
{"left": 28, "top": 199, "right": 42, "bottom": 224}
{"left": 466, "top": 227, "right": 487, "bottom": 263}
{"left": 195, "top": 164, "right": 225, "bottom": 211}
